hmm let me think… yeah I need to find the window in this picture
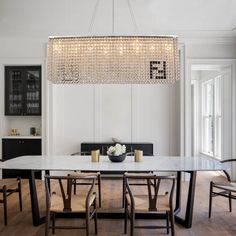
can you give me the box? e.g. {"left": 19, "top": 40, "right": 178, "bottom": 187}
{"left": 201, "top": 76, "right": 222, "bottom": 159}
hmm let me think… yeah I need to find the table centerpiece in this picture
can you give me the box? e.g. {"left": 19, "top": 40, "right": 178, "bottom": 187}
{"left": 107, "top": 143, "right": 126, "bottom": 162}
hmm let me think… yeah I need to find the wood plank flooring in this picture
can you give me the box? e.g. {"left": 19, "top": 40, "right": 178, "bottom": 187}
{"left": 1, "top": 171, "right": 236, "bottom": 235}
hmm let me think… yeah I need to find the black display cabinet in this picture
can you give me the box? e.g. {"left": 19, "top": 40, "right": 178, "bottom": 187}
{"left": 81, "top": 142, "right": 153, "bottom": 156}
{"left": 5, "top": 66, "right": 41, "bottom": 116}
{"left": 2, "top": 138, "right": 42, "bottom": 179}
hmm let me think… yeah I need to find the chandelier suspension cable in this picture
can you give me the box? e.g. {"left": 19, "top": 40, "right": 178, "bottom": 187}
{"left": 88, "top": 0, "right": 100, "bottom": 34}
{"left": 88, "top": 0, "right": 138, "bottom": 35}
{"left": 112, "top": 0, "right": 115, "bottom": 34}
{"left": 127, "top": 0, "right": 139, "bottom": 34}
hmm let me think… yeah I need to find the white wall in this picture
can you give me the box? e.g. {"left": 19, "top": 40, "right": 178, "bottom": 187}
{"left": 50, "top": 83, "right": 180, "bottom": 156}
{"left": 186, "top": 43, "right": 236, "bottom": 59}
{"left": 2, "top": 116, "right": 41, "bottom": 137}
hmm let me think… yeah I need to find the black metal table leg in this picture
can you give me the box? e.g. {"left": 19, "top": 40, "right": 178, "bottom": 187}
{"left": 175, "top": 171, "right": 197, "bottom": 228}
{"left": 29, "top": 170, "right": 46, "bottom": 226}
{"left": 174, "top": 171, "right": 182, "bottom": 215}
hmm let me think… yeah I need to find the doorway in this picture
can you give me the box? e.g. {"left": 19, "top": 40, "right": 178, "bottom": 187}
{"left": 191, "top": 64, "right": 232, "bottom": 160}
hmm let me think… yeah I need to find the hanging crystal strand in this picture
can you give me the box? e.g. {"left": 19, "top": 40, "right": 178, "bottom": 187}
{"left": 112, "top": 0, "right": 115, "bottom": 35}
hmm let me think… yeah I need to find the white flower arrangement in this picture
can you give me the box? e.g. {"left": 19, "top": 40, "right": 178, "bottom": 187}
{"left": 107, "top": 143, "right": 126, "bottom": 156}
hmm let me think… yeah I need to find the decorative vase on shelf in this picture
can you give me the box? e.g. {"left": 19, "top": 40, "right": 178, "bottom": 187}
{"left": 107, "top": 143, "right": 126, "bottom": 163}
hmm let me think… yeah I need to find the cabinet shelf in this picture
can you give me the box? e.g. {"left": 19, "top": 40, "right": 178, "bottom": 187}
{"left": 5, "top": 66, "right": 41, "bottom": 116}
{"left": 26, "top": 100, "right": 40, "bottom": 102}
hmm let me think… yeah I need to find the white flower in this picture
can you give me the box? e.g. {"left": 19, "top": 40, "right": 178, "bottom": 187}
{"left": 107, "top": 144, "right": 126, "bottom": 156}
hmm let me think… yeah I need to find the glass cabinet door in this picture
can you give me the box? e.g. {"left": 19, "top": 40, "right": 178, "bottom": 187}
{"left": 25, "top": 69, "right": 41, "bottom": 115}
{"left": 5, "top": 66, "right": 41, "bottom": 116}
{"left": 5, "top": 68, "right": 24, "bottom": 115}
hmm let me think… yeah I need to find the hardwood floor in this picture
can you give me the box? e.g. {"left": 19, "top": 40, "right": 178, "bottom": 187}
{"left": 0, "top": 171, "right": 236, "bottom": 235}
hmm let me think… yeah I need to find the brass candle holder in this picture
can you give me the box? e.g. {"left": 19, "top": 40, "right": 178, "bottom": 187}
{"left": 134, "top": 149, "right": 143, "bottom": 162}
{"left": 91, "top": 150, "right": 100, "bottom": 162}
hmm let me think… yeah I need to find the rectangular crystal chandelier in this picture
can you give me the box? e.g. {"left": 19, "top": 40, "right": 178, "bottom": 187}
{"left": 47, "top": 36, "right": 179, "bottom": 84}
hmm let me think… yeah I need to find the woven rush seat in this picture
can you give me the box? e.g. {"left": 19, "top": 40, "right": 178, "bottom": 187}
{"left": 126, "top": 193, "right": 170, "bottom": 212}
{"left": 124, "top": 172, "right": 154, "bottom": 178}
{"left": 50, "top": 193, "right": 96, "bottom": 212}
{"left": 70, "top": 171, "right": 100, "bottom": 178}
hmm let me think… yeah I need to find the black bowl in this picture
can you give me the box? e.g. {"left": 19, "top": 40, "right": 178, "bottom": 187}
{"left": 108, "top": 153, "right": 126, "bottom": 162}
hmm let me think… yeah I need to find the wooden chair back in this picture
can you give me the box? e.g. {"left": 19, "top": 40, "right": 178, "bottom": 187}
{"left": 220, "top": 159, "right": 236, "bottom": 181}
{"left": 71, "top": 151, "right": 91, "bottom": 156}
{"left": 45, "top": 175, "right": 96, "bottom": 212}
{"left": 125, "top": 175, "right": 176, "bottom": 211}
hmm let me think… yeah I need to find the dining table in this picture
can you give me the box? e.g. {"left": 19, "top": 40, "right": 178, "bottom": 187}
{"left": 0, "top": 155, "right": 225, "bottom": 229}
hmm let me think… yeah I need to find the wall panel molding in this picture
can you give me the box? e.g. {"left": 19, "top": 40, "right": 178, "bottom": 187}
{"left": 131, "top": 85, "right": 140, "bottom": 142}
{"left": 94, "top": 85, "right": 102, "bottom": 142}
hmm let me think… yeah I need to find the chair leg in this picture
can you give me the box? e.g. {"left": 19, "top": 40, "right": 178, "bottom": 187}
{"left": 124, "top": 199, "right": 128, "bottom": 234}
{"left": 130, "top": 210, "right": 135, "bottom": 236}
{"left": 166, "top": 211, "right": 169, "bottom": 234}
{"left": 209, "top": 181, "right": 213, "bottom": 218}
{"left": 229, "top": 192, "right": 232, "bottom": 212}
{"left": 73, "top": 182, "right": 76, "bottom": 195}
{"left": 86, "top": 210, "right": 90, "bottom": 236}
{"left": 52, "top": 213, "right": 55, "bottom": 234}
{"left": 122, "top": 176, "right": 126, "bottom": 208}
{"left": 3, "top": 186, "right": 7, "bottom": 226}
{"left": 98, "top": 175, "right": 102, "bottom": 208}
{"left": 45, "top": 211, "right": 50, "bottom": 236}
{"left": 18, "top": 180, "right": 23, "bottom": 211}
{"left": 169, "top": 210, "right": 175, "bottom": 236}
{"left": 94, "top": 201, "right": 98, "bottom": 235}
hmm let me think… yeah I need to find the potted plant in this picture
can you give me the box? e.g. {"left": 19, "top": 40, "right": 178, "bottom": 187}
{"left": 107, "top": 143, "right": 126, "bottom": 162}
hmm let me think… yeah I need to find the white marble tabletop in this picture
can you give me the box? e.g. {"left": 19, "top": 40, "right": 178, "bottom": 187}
{"left": 0, "top": 155, "right": 225, "bottom": 172}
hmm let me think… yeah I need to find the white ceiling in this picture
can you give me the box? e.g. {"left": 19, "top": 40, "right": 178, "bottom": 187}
{"left": 0, "top": 0, "right": 235, "bottom": 38}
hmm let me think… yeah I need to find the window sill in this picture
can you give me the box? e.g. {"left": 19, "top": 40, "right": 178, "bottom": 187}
{"left": 200, "top": 152, "right": 221, "bottom": 161}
